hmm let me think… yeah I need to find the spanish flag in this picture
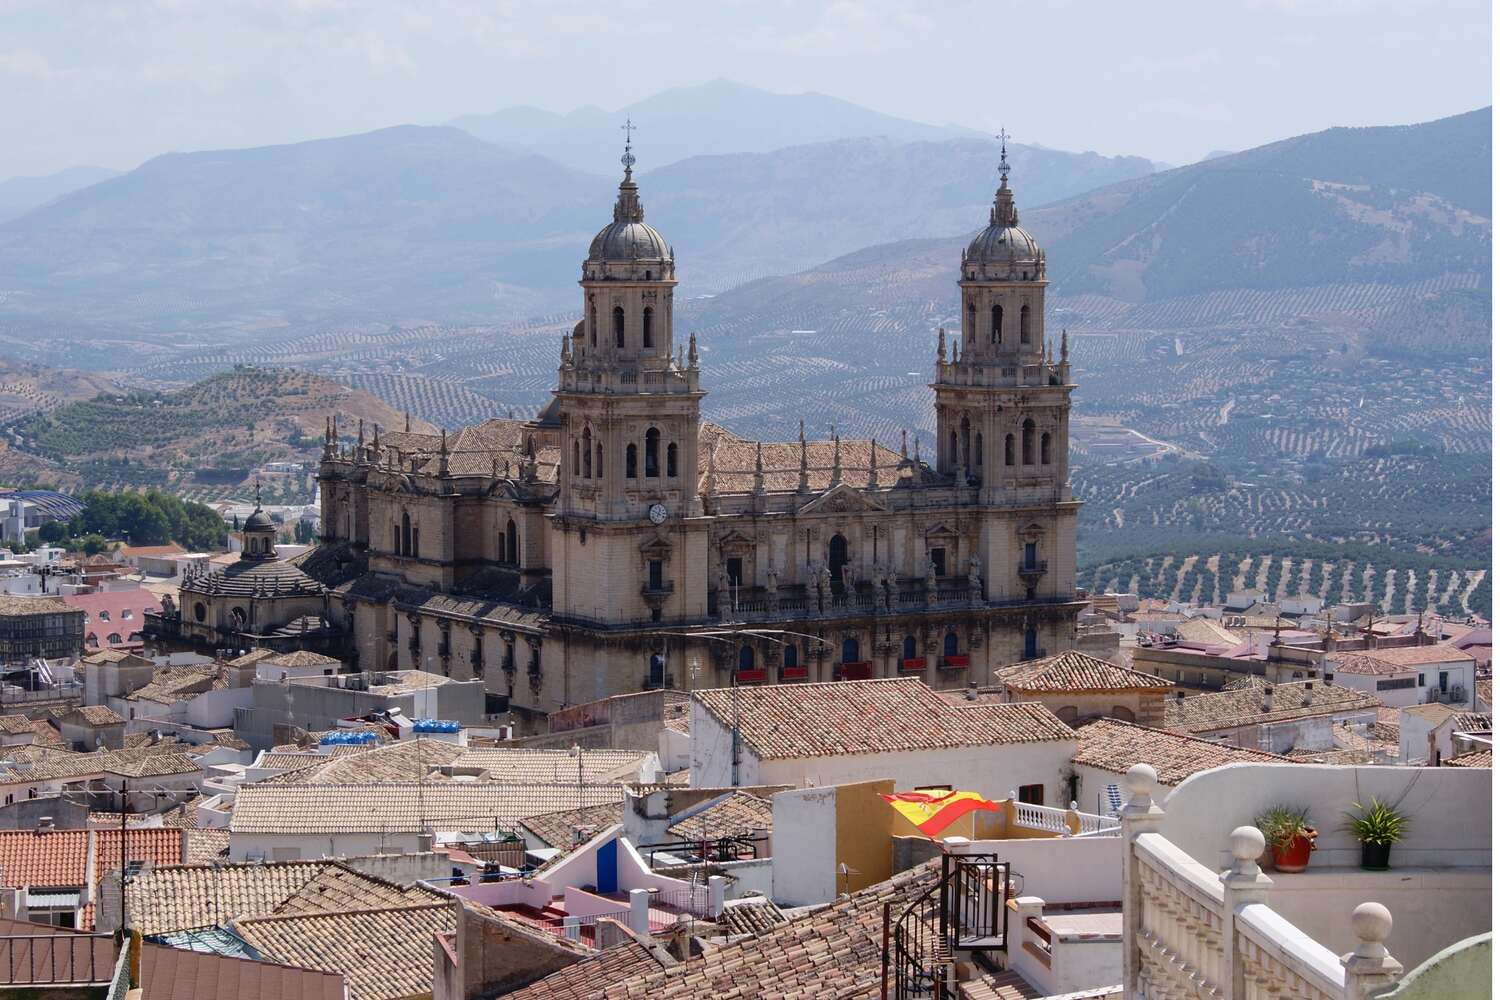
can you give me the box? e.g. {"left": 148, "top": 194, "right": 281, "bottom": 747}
{"left": 881, "top": 789, "right": 999, "bottom": 837}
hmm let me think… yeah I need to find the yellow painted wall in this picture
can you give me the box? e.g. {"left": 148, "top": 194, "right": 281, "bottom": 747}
{"left": 833, "top": 779, "right": 899, "bottom": 895}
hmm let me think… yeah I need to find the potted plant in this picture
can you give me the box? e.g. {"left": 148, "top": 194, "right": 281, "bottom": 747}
{"left": 1255, "top": 805, "right": 1318, "bottom": 872}
{"left": 1344, "top": 798, "right": 1408, "bottom": 871}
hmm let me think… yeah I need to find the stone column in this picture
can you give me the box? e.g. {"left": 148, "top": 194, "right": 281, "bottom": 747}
{"left": 1220, "top": 826, "right": 1273, "bottom": 997}
{"left": 1341, "top": 902, "right": 1403, "bottom": 1000}
{"left": 1118, "top": 763, "right": 1165, "bottom": 999}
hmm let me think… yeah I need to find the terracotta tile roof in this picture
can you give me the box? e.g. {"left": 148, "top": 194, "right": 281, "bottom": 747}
{"left": 120, "top": 543, "right": 188, "bottom": 558}
{"left": 692, "top": 678, "right": 1073, "bottom": 761}
{"left": 233, "top": 903, "right": 455, "bottom": 1000}
{"left": 227, "top": 649, "right": 280, "bottom": 668}
{"left": 666, "top": 791, "right": 773, "bottom": 840}
{"left": 550, "top": 859, "right": 949, "bottom": 998}
{"left": 518, "top": 802, "right": 625, "bottom": 849}
{"left": 126, "top": 861, "right": 334, "bottom": 935}
{"left": 263, "top": 650, "right": 342, "bottom": 669}
{"left": 1163, "top": 682, "right": 1380, "bottom": 732}
{"left": 1477, "top": 678, "right": 1492, "bottom": 706}
{"left": 230, "top": 781, "right": 626, "bottom": 836}
{"left": 699, "top": 433, "right": 914, "bottom": 494}
{"left": 1443, "top": 749, "right": 1491, "bottom": 768}
{"left": 0, "top": 595, "right": 77, "bottom": 617}
{"left": 505, "top": 935, "right": 674, "bottom": 1000}
{"left": 1172, "top": 617, "right": 1243, "bottom": 647}
{"left": 0, "top": 714, "right": 33, "bottom": 735}
{"left": 715, "top": 896, "right": 790, "bottom": 938}
{"left": 1453, "top": 712, "right": 1491, "bottom": 732}
{"left": 449, "top": 747, "right": 651, "bottom": 783}
{"left": 257, "top": 738, "right": 468, "bottom": 784}
{"left": 184, "top": 828, "right": 230, "bottom": 865}
{"left": 996, "top": 650, "right": 1171, "bottom": 693}
{"left": 1402, "top": 702, "right": 1458, "bottom": 724}
{"left": 29, "top": 719, "right": 66, "bottom": 748}
{"left": 270, "top": 865, "right": 445, "bottom": 917}
{"left": 0, "top": 828, "right": 92, "bottom": 887}
{"left": 139, "top": 941, "right": 347, "bottom": 1000}
{"left": 67, "top": 705, "right": 125, "bottom": 726}
{"left": 1071, "top": 718, "right": 1289, "bottom": 785}
{"left": 1330, "top": 646, "right": 1476, "bottom": 674}
{"left": 127, "top": 666, "right": 224, "bottom": 705}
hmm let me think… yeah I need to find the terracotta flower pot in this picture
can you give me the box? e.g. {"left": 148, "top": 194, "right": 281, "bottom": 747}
{"left": 1271, "top": 831, "right": 1316, "bottom": 873}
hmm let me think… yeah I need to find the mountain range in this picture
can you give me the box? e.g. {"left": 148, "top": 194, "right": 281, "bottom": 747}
{"left": 0, "top": 93, "right": 1154, "bottom": 346}
{"left": 448, "top": 78, "right": 981, "bottom": 172}
{"left": 0, "top": 165, "right": 121, "bottom": 223}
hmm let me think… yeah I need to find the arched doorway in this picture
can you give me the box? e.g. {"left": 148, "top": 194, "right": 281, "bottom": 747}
{"left": 828, "top": 534, "right": 849, "bottom": 593}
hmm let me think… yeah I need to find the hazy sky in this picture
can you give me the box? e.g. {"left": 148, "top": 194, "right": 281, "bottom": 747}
{"left": 0, "top": 0, "right": 1491, "bottom": 178}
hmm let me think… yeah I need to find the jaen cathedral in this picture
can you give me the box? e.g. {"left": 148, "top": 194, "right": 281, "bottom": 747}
{"left": 299, "top": 137, "right": 1081, "bottom": 726}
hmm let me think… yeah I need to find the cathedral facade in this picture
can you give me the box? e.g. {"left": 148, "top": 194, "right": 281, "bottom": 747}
{"left": 310, "top": 142, "right": 1082, "bottom": 726}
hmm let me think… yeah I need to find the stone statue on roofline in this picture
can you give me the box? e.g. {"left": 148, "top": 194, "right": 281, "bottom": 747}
{"left": 765, "top": 563, "right": 779, "bottom": 594}
{"left": 968, "top": 554, "right": 984, "bottom": 601}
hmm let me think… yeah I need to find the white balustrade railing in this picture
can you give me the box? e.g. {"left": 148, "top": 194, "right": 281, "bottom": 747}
{"left": 1118, "top": 762, "right": 1406, "bottom": 1000}
{"left": 1009, "top": 797, "right": 1121, "bottom": 837}
{"left": 1014, "top": 801, "right": 1071, "bottom": 834}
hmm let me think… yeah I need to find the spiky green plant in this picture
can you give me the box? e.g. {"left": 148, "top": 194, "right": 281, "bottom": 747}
{"left": 1343, "top": 798, "right": 1408, "bottom": 846}
{"left": 1255, "top": 805, "right": 1314, "bottom": 851}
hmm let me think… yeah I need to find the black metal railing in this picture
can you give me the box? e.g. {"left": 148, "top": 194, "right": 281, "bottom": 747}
{"left": 881, "top": 853, "right": 1012, "bottom": 1000}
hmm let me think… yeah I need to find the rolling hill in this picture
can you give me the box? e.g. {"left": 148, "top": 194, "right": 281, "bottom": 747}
{"left": 6, "top": 366, "right": 433, "bottom": 499}
{"left": 0, "top": 165, "right": 121, "bottom": 222}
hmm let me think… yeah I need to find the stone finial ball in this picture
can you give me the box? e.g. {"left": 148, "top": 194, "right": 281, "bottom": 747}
{"left": 1125, "top": 763, "right": 1158, "bottom": 795}
{"left": 1351, "top": 901, "right": 1393, "bottom": 943}
{"left": 1230, "top": 826, "right": 1265, "bottom": 861}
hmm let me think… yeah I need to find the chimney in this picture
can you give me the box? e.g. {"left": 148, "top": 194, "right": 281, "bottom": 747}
{"left": 1175, "top": 691, "right": 1185, "bottom": 703}
{"left": 1302, "top": 681, "right": 1313, "bottom": 707}
{"left": 1262, "top": 685, "right": 1274, "bottom": 713}
{"left": 35, "top": 816, "right": 53, "bottom": 833}
{"left": 965, "top": 681, "right": 978, "bottom": 702}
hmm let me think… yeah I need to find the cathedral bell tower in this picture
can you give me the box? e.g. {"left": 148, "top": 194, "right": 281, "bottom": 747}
{"left": 551, "top": 123, "right": 709, "bottom": 627}
{"left": 932, "top": 135, "right": 1078, "bottom": 613}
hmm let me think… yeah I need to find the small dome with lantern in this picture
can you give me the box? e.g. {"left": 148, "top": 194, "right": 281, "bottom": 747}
{"left": 586, "top": 122, "right": 674, "bottom": 274}
{"left": 963, "top": 138, "right": 1045, "bottom": 278}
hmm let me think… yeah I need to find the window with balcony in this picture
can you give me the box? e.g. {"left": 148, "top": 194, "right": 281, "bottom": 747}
{"left": 930, "top": 547, "right": 947, "bottom": 577}
{"left": 648, "top": 559, "right": 663, "bottom": 591}
{"left": 1018, "top": 783, "right": 1043, "bottom": 805}
{"left": 726, "top": 557, "right": 743, "bottom": 588}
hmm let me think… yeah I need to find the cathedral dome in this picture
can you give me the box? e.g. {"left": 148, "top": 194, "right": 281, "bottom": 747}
{"left": 585, "top": 135, "right": 673, "bottom": 267}
{"left": 587, "top": 218, "right": 671, "bottom": 263}
{"left": 963, "top": 149, "right": 1044, "bottom": 274}
{"left": 242, "top": 507, "right": 276, "bottom": 532}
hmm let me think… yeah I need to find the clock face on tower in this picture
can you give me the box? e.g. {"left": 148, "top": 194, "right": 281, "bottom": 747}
{"left": 647, "top": 503, "right": 668, "bottom": 525}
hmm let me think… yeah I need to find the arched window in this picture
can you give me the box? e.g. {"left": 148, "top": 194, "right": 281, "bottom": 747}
{"left": 505, "top": 519, "right": 518, "bottom": 564}
{"left": 666, "top": 442, "right": 678, "bottom": 478}
{"left": 98, "top": 610, "right": 109, "bottom": 622}
{"left": 393, "top": 524, "right": 401, "bottom": 554}
{"left": 828, "top": 534, "right": 849, "bottom": 593}
{"left": 1024, "top": 627, "right": 1038, "bottom": 659}
{"left": 991, "top": 303, "right": 1003, "bottom": 344}
{"left": 595, "top": 443, "right": 604, "bottom": 479}
{"left": 974, "top": 432, "right": 983, "bottom": 468}
{"left": 1041, "top": 431, "right": 1052, "bottom": 465}
{"left": 1055, "top": 705, "right": 1078, "bottom": 723}
{"left": 107, "top": 632, "right": 122, "bottom": 644}
{"left": 642, "top": 307, "right": 654, "bottom": 349}
{"left": 1111, "top": 705, "right": 1137, "bottom": 723}
{"left": 841, "top": 637, "right": 860, "bottom": 663}
{"left": 949, "top": 431, "right": 959, "bottom": 467}
{"left": 625, "top": 443, "right": 638, "bottom": 479}
{"left": 401, "top": 511, "right": 412, "bottom": 557}
{"left": 1020, "top": 304, "right": 1032, "bottom": 343}
{"left": 411, "top": 526, "right": 419, "bottom": 558}
{"left": 589, "top": 303, "right": 597, "bottom": 347}
{"left": 738, "top": 645, "right": 755, "bottom": 672}
{"left": 645, "top": 428, "right": 660, "bottom": 477}
{"left": 581, "top": 428, "right": 592, "bottom": 478}
{"left": 960, "top": 416, "right": 971, "bottom": 469}
{"left": 943, "top": 632, "right": 959, "bottom": 657}
{"left": 1005, "top": 434, "right": 1015, "bottom": 466}
{"left": 783, "top": 644, "right": 798, "bottom": 669}
{"left": 966, "top": 301, "right": 975, "bottom": 341}
{"left": 613, "top": 306, "right": 625, "bottom": 349}
{"left": 903, "top": 635, "right": 918, "bottom": 660}
{"left": 1022, "top": 419, "right": 1036, "bottom": 465}
{"left": 572, "top": 441, "right": 580, "bottom": 477}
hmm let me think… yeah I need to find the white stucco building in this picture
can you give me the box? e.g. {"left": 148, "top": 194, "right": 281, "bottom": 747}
{"left": 689, "top": 677, "right": 1077, "bottom": 804}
